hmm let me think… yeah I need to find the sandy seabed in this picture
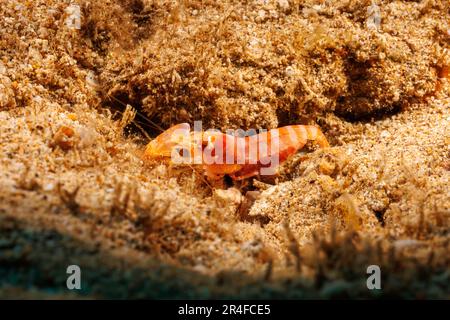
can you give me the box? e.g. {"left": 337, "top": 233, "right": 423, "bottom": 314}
{"left": 0, "top": 0, "right": 449, "bottom": 298}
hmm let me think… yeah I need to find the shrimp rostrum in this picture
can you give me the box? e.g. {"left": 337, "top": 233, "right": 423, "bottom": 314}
{"left": 144, "top": 123, "right": 330, "bottom": 180}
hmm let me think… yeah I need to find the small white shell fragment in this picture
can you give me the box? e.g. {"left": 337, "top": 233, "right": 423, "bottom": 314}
{"left": 44, "top": 183, "right": 55, "bottom": 191}
{"left": 65, "top": 4, "right": 81, "bottom": 30}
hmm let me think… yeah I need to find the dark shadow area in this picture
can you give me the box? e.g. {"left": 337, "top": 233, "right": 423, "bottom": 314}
{"left": 334, "top": 55, "right": 405, "bottom": 123}
{"left": 335, "top": 103, "right": 402, "bottom": 123}
{"left": 101, "top": 89, "right": 164, "bottom": 143}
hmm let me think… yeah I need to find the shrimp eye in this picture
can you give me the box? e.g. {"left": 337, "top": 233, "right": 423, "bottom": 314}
{"left": 175, "top": 147, "right": 190, "bottom": 158}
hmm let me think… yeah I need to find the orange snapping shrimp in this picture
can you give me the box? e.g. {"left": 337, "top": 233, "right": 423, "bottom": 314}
{"left": 143, "top": 123, "right": 329, "bottom": 180}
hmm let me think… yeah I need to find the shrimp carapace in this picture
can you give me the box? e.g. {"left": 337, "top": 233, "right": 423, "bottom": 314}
{"left": 144, "top": 123, "right": 330, "bottom": 180}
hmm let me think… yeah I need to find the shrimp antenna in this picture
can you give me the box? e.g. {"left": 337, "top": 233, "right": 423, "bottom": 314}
{"left": 95, "top": 88, "right": 165, "bottom": 134}
{"left": 106, "top": 94, "right": 165, "bottom": 133}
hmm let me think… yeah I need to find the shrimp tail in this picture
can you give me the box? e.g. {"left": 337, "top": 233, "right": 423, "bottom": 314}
{"left": 270, "top": 125, "right": 329, "bottom": 163}
{"left": 304, "top": 125, "right": 330, "bottom": 148}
